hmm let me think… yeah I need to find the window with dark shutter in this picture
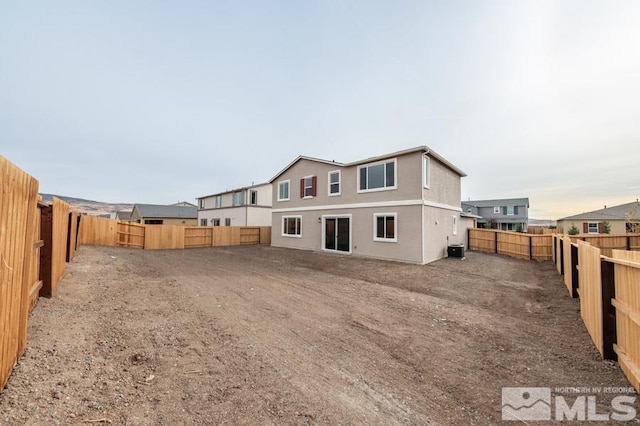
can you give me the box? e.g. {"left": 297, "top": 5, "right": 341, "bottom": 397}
{"left": 301, "top": 176, "right": 315, "bottom": 198}
{"left": 583, "top": 222, "right": 589, "bottom": 233}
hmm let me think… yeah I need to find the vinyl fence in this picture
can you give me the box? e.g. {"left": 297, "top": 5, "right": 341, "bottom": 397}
{"left": 552, "top": 234, "right": 640, "bottom": 393}
{"left": 80, "top": 217, "right": 271, "bottom": 250}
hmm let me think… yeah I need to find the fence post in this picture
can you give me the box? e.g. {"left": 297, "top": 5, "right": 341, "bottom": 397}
{"left": 627, "top": 236, "right": 631, "bottom": 251}
{"left": 39, "top": 205, "right": 54, "bottom": 298}
{"left": 600, "top": 259, "right": 617, "bottom": 361}
{"left": 560, "top": 238, "right": 565, "bottom": 276}
{"left": 553, "top": 235, "right": 557, "bottom": 263}
{"left": 570, "top": 244, "right": 579, "bottom": 298}
{"left": 494, "top": 231, "right": 498, "bottom": 254}
{"left": 529, "top": 235, "right": 533, "bottom": 260}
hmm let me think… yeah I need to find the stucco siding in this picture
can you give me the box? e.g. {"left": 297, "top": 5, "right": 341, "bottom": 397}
{"left": 423, "top": 156, "right": 463, "bottom": 208}
{"left": 423, "top": 207, "right": 465, "bottom": 263}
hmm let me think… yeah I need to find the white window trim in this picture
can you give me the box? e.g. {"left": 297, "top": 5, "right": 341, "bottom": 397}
{"left": 494, "top": 206, "right": 501, "bottom": 214}
{"left": 373, "top": 212, "right": 398, "bottom": 243}
{"left": 250, "top": 189, "right": 258, "bottom": 206}
{"left": 302, "top": 175, "right": 314, "bottom": 199}
{"left": 277, "top": 180, "right": 290, "bottom": 202}
{"left": 215, "top": 196, "right": 222, "bottom": 208}
{"left": 199, "top": 199, "right": 205, "bottom": 209}
{"left": 452, "top": 215, "right": 458, "bottom": 236}
{"left": 233, "top": 191, "right": 244, "bottom": 206}
{"left": 588, "top": 222, "right": 599, "bottom": 234}
{"left": 423, "top": 155, "right": 430, "bottom": 189}
{"left": 357, "top": 158, "right": 398, "bottom": 194}
{"left": 506, "top": 206, "right": 515, "bottom": 216}
{"left": 282, "top": 215, "right": 302, "bottom": 238}
{"left": 328, "top": 170, "right": 341, "bottom": 196}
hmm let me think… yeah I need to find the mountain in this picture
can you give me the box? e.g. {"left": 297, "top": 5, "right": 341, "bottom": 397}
{"left": 40, "top": 194, "right": 133, "bottom": 217}
{"left": 528, "top": 218, "right": 557, "bottom": 227}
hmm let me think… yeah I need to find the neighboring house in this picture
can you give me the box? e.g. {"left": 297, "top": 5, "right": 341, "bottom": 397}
{"left": 130, "top": 204, "right": 198, "bottom": 225}
{"left": 170, "top": 201, "right": 197, "bottom": 208}
{"left": 557, "top": 201, "right": 640, "bottom": 234}
{"left": 462, "top": 198, "right": 529, "bottom": 231}
{"left": 196, "top": 182, "right": 272, "bottom": 227}
{"left": 269, "top": 146, "right": 468, "bottom": 264}
{"left": 115, "top": 210, "right": 132, "bottom": 221}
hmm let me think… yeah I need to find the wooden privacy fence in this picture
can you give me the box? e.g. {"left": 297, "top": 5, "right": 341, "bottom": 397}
{"left": 0, "top": 156, "right": 40, "bottom": 392}
{"left": 80, "top": 216, "right": 271, "bottom": 250}
{"left": 1, "top": 157, "right": 81, "bottom": 391}
{"left": 467, "top": 228, "right": 553, "bottom": 261}
{"left": 552, "top": 234, "right": 640, "bottom": 393}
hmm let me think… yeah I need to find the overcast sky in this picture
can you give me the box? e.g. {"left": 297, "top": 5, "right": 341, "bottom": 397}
{"left": 2, "top": 1, "right": 639, "bottom": 219}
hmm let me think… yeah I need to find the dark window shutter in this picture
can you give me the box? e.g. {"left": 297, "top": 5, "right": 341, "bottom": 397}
{"left": 598, "top": 223, "right": 602, "bottom": 233}
{"left": 300, "top": 178, "right": 304, "bottom": 198}
{"left": 311, "top": 176, "right": 317, "bottom": 197}
{"left": 583, "top": 222, "right": 588, "bottom": 233}
{"left": 514, "top": 206, "right": 519, "bottom": 215}
{"left": 503, "top": 207, "right": 507, "bottom": 215}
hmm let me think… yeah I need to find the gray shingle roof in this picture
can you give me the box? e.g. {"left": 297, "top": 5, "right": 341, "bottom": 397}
{"left": 559, "top": 201, "right": 640, "bottom": 221}
{"left": 133, "top": 204, "right": 197, "bottom": 219}
{"left": 462, "top": 198, "right": 530, "bottom": 208}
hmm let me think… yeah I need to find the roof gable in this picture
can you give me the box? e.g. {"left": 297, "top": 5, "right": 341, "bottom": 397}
{"left": 132, "top": 204, "right": 197, "bottom": 219}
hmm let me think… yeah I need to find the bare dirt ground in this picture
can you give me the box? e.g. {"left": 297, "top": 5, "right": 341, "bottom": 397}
{"left": 0, "top": 245, "right": 636, "bottom": 425}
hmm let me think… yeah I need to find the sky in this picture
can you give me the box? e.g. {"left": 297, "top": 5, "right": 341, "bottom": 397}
{"left": 1, "top": 0, "right": 639, "bottom": 219}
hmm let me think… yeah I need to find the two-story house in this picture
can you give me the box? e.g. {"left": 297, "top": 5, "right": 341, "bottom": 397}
{"left": 461, "top": 198, "right": 529, "bottom": 231}
{"left": 269, "top": 146, "right": 468, "bottom": 264}
{"left": 196, "top": 183, "right": 272, "bottom": 227}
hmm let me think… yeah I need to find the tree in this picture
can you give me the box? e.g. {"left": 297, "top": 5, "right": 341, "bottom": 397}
{"left": 515, "top": 223, "right": 523, "bottom": 233}
{"left": 602, "top": 220, "right": 611, "bottom": 234}
{"left": 567, "top": 224, "right": 579, "bottom": 235}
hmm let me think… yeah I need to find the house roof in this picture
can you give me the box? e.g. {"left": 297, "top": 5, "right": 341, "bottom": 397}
{"left": 462, "top": 198, "right": 530, "bottom": 208}
{"left": 197, "top": 182, "right": 270, "bottom": 200}
{"left": 558, "top": 201, "right": 640, "bottom": 221}
{"left": 132, "top": 204, "right": 197, "bottom": 219}
{"left": 115, "top": 210, "right": 132, "bottom": 220}
{"left": 269, "top": 145, "right": 466, "bottom": 183}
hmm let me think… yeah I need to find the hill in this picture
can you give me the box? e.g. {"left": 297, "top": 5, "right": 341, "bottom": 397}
{"left": 40, "top": 194, "right": 133, "bottom": 217}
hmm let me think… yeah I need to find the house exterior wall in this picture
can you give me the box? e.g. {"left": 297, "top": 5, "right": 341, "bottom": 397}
{"left": 271, "top": 149, "right": 464, "bottom": 264}
{"left": 198, "top": 183, "right": 272, "bottom": 226}
{"left": 462, "top": 201, "right": 529, "bottom": 231}
{"left": 556, "top": 219, "right": 628, "bottom": 234}
{"left": 136, "top": 217, "right": 197, "bottom": 226}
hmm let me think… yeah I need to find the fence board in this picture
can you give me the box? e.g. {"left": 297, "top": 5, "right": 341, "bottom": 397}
{"left": 66, "top": 210, "right": 79, "bottom": 262}
{"left": 78, "top": 215, "right": 118, "bottom": 246}
{"left": 144, "top": 225, "right": 185, "bottom": 250}
{"left": 40, "top": 198, "right": 70, "bottom": 298}
{"left": 184, "top": 227, "right": 213, "bottom": 248}
{"left": 117, "top": 222, "right": 145, "bottom": 248}
{"left": 562, "top": 236, "right": 573, "bottom": 295}
{"left": 0, "top": 156, "right": 39, "bottom": 391}
{"left": 260, "top": 227, "right": 271, "bottom": 245}
{"left": 610, "top": 250, "right": 640, "bottom": 393}
{"left": 578, "top": 242, "right": 604, "bottom": 357}
{"left": 468, "top": 229, "right": 552, "bottom": 261}
{"left": 240, "top": 227, "right": 260, "bottom": 245}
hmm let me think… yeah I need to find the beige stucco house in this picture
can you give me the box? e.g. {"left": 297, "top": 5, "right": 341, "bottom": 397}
{"left": 557, "top": 201, "right": 640, "bottom": 234}
{"left": 269, "top": 146, "right": 469, "bottom": 264}
{"left": 196, "top": 182, "right": 272, "bottom": 227}
{"left": 130, "top": 204, "right": 198, "bottom": 226}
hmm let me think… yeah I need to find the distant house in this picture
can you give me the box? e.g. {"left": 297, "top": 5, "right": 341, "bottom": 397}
{"left": 115, "top": 210, "right": 132, "bottom": 221}
{"left": 170, "top": 201, "right": 197, "bottom": 208}
{"left": 130, "top": 204, "right": 198, "bottom": 226}
{"left": 557, "top": 201, "right": 640, "bottom": 234}
{"left": 269, "top": 146, "right": 470, "bottom": 264}
{"left": 196, "top": 183, "right": 272, "bottom": 227}
{"left": 462, "top": 198, "right": 529, "bottom": 231}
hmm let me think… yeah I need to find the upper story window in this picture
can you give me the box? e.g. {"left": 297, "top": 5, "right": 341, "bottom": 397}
{"left": 493, "top": 206, "right": 501, "bottom": 214}
{"left": 215, "top": 195, "right": 222, "bottom": 208}
{"left": 278, "top": 180, "right": 290, "bottom": 201}
{"left": 507, "top": 206, "right": 515, "bottom": 216}
{"left": 423, "top": 155, "right": 430, "bottom": 189}
{"left": 300, "top": 176, "right": 317, "bottom": 198}
{"left": 250, "top": 190, "right": 258, "bottom": 205}
{"left": 588, "top": 222, "right": 599, "bottom": 234}
{"left": 328, "top": 170, "right": 341, "bottom": 196}
{"left": 358, "top": 159, "right": 396, "bottom": 192}
{"left": 233, "top": 191, "right": 244, "bottom": 206}
{"left": 198, "top": 199, "right": 205, "bottom": 209}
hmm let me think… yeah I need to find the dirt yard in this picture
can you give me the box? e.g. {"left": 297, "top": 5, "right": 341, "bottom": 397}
{"left": 0, "top": 245, "right": 635, "bottom": 425}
